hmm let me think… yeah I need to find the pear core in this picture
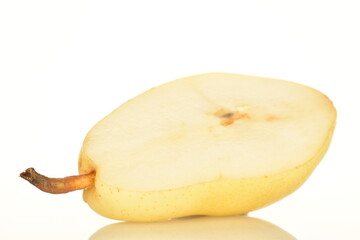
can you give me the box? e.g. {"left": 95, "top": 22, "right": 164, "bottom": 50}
{"left": 79, "top": 73, "right": 336, "bottom": 221}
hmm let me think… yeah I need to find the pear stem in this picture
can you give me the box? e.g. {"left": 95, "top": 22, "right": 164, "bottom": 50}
{"left": 20, "top": 168, "right": 95, "bottom": 194}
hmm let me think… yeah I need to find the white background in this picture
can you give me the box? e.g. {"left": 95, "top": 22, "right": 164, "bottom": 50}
{"left": 1, "top": 0, "right": 359, "bottom": 239}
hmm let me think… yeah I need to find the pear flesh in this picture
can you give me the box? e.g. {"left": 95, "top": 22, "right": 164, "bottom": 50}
{"left": 79, "top": 73, "right": 336, "bottom": 221}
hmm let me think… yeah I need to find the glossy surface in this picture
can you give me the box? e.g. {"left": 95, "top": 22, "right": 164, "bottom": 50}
{"left": 90, "top": 216, "right": 296, "bottom": 240}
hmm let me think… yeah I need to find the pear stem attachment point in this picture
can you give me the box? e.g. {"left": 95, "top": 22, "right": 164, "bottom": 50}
{"left": 20, "top": 168, "right": 95, "bottom": 194}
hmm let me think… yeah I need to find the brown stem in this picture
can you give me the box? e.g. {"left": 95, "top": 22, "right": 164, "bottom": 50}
{"left": 20, "top": 168, "right": 95, "bottom": 194}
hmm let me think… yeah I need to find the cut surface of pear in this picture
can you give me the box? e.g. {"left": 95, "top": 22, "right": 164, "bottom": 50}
{"left": 79, "top": 73, "right": 336, "bottom": 221}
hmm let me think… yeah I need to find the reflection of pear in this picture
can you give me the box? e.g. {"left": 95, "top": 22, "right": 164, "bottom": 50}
{"left": 90, "top": 215, "right": 296, "bottom": 240}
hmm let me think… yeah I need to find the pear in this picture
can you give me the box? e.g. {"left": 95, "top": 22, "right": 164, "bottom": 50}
{"left": 21, "top": 73, "right": 336, "bottom": 222}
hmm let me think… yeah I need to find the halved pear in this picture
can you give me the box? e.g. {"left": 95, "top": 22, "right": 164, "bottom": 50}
{"left": 78, "top": 73, "right": 336, "bottom": 221}
{"left": 20, "top": 73, "right": 336, "bottom": 221}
